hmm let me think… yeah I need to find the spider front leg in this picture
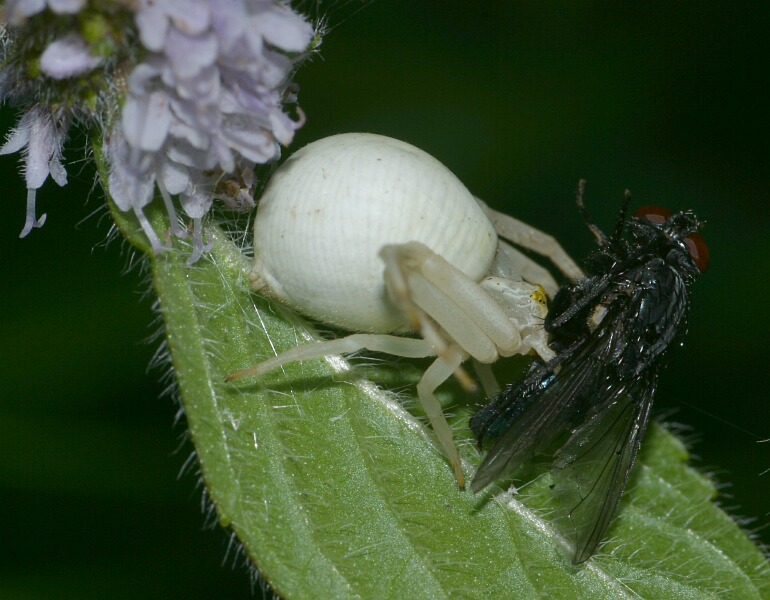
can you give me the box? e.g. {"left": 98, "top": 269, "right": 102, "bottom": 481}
{"left": 229, "top": 241, "right": 551, "bottom": 490}
{"left": 379, "top": 242, "right": 552, "bottom": 366}
{"left": 416, "top": 346, "right": 469, "bottom": 488}
{"left": 380, "top": 241, "right": 554, "bottom": 486}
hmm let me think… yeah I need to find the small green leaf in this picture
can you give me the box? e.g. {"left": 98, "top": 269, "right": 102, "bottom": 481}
{"left": 110, "top": 201, "right": 770, "bottom": 599}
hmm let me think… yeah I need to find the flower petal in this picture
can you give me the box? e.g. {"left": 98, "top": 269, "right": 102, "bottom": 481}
{"left": 122, "top": 91, "right": 173, "bottom": 152}
{"left": 40, "top": 34, "right": 102, "bottom": 80}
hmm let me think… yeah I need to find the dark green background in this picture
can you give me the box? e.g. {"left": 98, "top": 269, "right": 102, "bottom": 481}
{"left": 2, "top": 2, "right": 768, "bottom": 597}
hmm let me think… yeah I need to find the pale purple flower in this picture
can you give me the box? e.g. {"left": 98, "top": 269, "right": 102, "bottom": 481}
{"left": 1, "top": 0, "right": 314, "bottom": 260}
{"left": 0, "top": 108, "right": 68, "bottom": 237}
{"left": 4, "top": 0, "right": 86, "bottom": 24}
{"left": 107, "top": 0, "right": 313, "bottom": 261}
{"left": 40, "top": 33, "right": 103, "bottom": 80}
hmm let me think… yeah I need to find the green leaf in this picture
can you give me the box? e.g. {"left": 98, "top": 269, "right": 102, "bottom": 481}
{"left": 110, "top": 202, "right": 770, "bottom": 599}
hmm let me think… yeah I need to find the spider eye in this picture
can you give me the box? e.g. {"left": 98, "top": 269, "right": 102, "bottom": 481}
{"left": 684, "top": 232, "right": 710, "bottom": 272}
{"left": 633, "top": 205, "right": 672, "bottom": 225}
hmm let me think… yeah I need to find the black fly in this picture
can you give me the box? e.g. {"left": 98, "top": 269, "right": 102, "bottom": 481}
{"left": 469, "top": 180, "right": 709, "bottom": 563}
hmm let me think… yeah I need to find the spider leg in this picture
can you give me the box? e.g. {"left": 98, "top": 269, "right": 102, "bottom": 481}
{"left": 476, "top": 197, "right": 584, "bottom": 286}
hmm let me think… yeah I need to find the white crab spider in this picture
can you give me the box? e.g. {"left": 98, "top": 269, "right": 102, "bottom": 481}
{"left": 228, "top": 133, "right": 583, "bottom": 488}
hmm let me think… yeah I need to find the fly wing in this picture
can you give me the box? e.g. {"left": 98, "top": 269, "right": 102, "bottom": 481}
{"left": 471, "top": 297, "right": 659, "bottom": 563}
{"left": 550, "top": 369, "right": 657, "bottom": 563}
{"left": 470, "top": 340, "right": 599, "bottom": 493}
{"left": 621, "top": 262, "right": 689, "bottom": 377}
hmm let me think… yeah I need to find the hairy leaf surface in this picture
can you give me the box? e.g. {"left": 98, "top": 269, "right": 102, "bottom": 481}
{"left": 110, "top": 202, "right": 770, "bottom": 599}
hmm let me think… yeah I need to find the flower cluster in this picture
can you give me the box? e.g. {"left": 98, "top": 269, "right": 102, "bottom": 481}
{"left": 1, "top": 0, "right": 314, "bottom": 262}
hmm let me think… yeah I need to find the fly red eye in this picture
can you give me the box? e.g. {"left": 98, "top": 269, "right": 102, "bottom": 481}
{"left": 633, "top": 205, "right": 672, "bottom": 225}
{"left": 684, "top": 232, "right": 710, "bottom": 272}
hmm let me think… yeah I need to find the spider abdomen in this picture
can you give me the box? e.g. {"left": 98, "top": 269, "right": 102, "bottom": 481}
{"left": 251, "top": 133, "right": 498, "bottom": 333}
